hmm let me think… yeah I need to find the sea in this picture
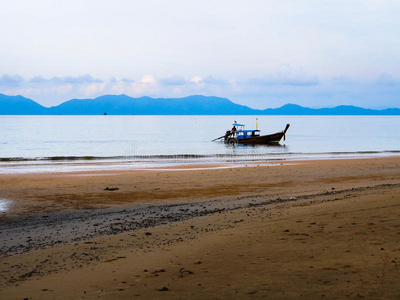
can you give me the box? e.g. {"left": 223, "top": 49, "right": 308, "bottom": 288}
{"left": 0, "top": 115, "right": 399, "bottom": 173}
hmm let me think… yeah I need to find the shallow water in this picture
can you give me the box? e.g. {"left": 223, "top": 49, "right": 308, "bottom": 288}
{"left": 0, "top": 115, "right": 399, "bottom": 173}
{"left": 0, "top": 199, "right": 11, "bottom": 213}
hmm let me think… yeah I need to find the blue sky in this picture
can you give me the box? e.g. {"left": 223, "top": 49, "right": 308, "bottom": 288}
{"left": 1, "top": 0, "right": 399, "bottom": 108}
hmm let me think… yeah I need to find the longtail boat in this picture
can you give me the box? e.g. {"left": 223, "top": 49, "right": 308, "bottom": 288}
{"left": 212, "top": 123, "right": 290, "bottom": 145}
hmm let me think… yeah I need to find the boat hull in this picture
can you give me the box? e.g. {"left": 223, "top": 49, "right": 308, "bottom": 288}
{"left": 237, "top": 124, "right": 290, "bottom": 145}
{"left": 237, "top": 131, "right": 285, "bottom": 144}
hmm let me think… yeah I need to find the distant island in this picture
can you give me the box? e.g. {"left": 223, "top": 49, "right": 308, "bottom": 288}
{"left": 1, "top": 93, "right": 400, "bottom": 115}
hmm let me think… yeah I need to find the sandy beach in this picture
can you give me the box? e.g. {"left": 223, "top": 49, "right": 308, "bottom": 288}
{"left": 1, "top": 157, "right": 400, "bottom": 299}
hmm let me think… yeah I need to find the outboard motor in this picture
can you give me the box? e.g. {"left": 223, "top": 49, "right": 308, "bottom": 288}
{"left": 224, "top": 130, "right": 232, "bottom": 140}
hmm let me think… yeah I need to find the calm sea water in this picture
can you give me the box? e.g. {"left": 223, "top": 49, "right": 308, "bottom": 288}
{"left": 0, "top": 115, "right": 399, "bottom": 172}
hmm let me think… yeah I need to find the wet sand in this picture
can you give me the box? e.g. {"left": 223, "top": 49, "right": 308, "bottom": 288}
{"left": 1, "top": 157, "right": 400, "bottom": 299}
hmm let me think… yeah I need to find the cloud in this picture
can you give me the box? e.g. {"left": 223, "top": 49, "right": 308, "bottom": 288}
{"left": 80, "top": 82, "right": 108, "bottom": 96}
{"left": 274, "top": 65, "right": 319, "bottom": 86}
{"left": 1, "top": 70, "right": 399, "bottom": 109}
{"left": 159, "top": 76, "right": 187, "bottom": 86}
{"left": 377, "top": 73, "right": 398, "bottom": 86}
{"left": 202, "top": 76, "right": 230, "bottom": 86}
{"left": 30, "top": 74, "right": 103, "bottom": 85}
{"left": 190, "top": 76, "right": 203, "bottom": 84}
{"left": 185, "top": 76, "right": 231, "bottom": 90}
{"left": 0, "top": 74, "right": 24, "bottom": 87}
{"left": 139, "top": 75, "right": 156, "bottom": 84}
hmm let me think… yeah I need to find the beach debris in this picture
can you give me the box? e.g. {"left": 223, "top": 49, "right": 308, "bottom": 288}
{"left": 145, "top": 232, "right": 152, "bottom": 236}
{"left": 158, "top": 287, "right": 169, "bottom": 291}
{"left": 179, "top": 268, "right": 194, "bottom": 278}
{"left": 104, "top": 187, "right": 119, "bottom": 191}
{"left": 233, "top": 219, "right": 244, "bottom": 223}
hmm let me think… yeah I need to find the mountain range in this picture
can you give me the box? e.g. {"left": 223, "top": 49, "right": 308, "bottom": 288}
{"left": 1, "top": 93, "right": 399, "bottom": 115}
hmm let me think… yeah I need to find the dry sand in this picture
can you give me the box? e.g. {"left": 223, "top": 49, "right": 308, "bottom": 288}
{"left": 1, "top": 157, "right": 400, "bottom": 299}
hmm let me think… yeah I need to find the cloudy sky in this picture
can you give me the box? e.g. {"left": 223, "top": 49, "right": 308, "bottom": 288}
{"left": 1, "top": 0, "right": 399, "bottom": 108}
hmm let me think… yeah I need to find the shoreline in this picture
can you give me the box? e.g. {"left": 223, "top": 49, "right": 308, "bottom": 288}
{"left": 1, "top": 151, "right": 399, "bottom": 174}
{"left": 1, "top": 156, "right": 400, "bottom": 298}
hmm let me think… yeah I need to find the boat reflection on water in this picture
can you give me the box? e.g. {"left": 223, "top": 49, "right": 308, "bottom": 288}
{"left": 226, "top": 142, "right": 287, "bottom": 149}
{"left": 222, "top": 141, "right": 291, "bottom": 163}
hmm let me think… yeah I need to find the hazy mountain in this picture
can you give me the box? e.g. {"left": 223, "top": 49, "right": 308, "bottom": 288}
{"left": 48, "top": 94, "right": 257, "bottom": 115}
{"left": 0, "top": 93, "right": 48, "bottom": 115}
{"left": 262, "top": 104, "right": 400, "bottom": 115}
{"left": 1, "top": 94, "right": 399, "bottom": 115}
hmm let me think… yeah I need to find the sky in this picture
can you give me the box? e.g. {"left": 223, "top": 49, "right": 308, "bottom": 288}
{"left": 1, "top": 0, "right": 400, "bottom": 109}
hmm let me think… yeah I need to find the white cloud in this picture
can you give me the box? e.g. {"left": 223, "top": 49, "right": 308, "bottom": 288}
{"left": 139, "top": 75, "right": 156, "bottom": 84}
{"left": 190, "top": 76, "right": 203, "bottom": 84}
{"left": 1, "top": 1, "right": 400, "bottom": 85}
{"left": 80, "top": 82, "right": 107, "bottom": 96}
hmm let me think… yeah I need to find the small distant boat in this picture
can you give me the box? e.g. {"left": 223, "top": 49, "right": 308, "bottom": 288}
{"left": 212, "top": 123, "right": 290, "bottom": 145}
